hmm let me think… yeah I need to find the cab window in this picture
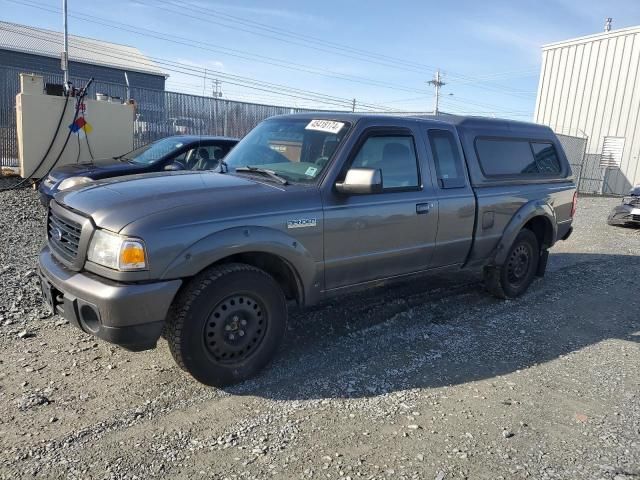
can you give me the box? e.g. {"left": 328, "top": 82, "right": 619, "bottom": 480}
{"left": 428, "top": 130, "right": 466, "bottom": 188}
{"left": 223, "top": 119, "right": 351, "bottom": 183}
{"left": 350, "top": 135, "right": 420, "bottom": 190}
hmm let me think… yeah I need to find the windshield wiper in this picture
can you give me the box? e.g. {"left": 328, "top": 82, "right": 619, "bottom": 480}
{"left": 235, "top": 166, "right": 289, "bottom": 185}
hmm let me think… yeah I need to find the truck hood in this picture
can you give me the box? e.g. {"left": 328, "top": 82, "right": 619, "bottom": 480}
{"left": 56, "top": 171, "right": 283, "bottom": 232}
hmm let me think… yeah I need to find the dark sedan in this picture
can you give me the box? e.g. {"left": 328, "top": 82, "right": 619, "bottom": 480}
{"left": 38, "top": 135, "right": 238, "bottom": 206}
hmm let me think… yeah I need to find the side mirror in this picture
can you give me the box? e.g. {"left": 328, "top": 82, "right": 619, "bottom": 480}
{"left": 335, "top": 168, "right": 383, "bottom": 195}
{"left": 164, "top": 162, "right": 184, "bottom": 171}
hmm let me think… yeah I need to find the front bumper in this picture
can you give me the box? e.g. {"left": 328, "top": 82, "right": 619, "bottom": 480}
{"left": 608, "top": 204, "right": 640, "bottom": 226}
{"left": 38, "top": 245, "right": 182, "bottom": 351}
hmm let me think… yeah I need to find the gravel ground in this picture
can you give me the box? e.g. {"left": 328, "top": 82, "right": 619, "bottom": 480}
{"left": 0, "top": 179, "right": 639, "bottom": 480}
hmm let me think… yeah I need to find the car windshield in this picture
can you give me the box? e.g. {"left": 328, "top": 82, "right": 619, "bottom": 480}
{"left": 123, "top": 137, "right": 188, "bottom": 165}
{"left": 224, "top": 118, "right": 351, "bottom": 183}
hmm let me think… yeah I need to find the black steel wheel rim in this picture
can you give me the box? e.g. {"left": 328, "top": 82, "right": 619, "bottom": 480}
{"left": 506, "top": 244, "right": 531, "bottom": 285}
{"left": 203, "top": 294, "right": 267, "bottom": 364}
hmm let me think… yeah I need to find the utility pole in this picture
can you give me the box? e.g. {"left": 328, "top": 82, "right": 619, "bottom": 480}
{"left": 62, "top": 0, "right": 69, "bottom": 91}
{"left": 352, "top": 98, "right": 356, "bottom": 112}
{"left": 427, "top": 69, "right": 446, "bottom": 115}
{"left": 605, "top": 17, "right": 612, "bottom": 32}
{"left": 211, "top": 78, "right": 222, "bottom": 136}
{"left": 212, "top": 79, "right": 222, "bottom": 98}
{"left": 203, "top": 68, "right": 208, "bottom": 96}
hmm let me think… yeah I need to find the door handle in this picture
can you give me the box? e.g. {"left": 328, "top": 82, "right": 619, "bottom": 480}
{"left": 416, "top": 203, "right": 431, "bottom": 215}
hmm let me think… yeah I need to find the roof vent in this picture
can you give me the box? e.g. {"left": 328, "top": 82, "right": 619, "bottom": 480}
{"left": 605, "top": 17, "right": 612, "bottom": 32}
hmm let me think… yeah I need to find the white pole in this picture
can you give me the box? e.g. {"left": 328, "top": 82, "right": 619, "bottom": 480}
{"left": 434, "top": 70, "right": 440, "bottom": 115}
{"left": 62, "top": 0, "right": 69, "bottom": 89}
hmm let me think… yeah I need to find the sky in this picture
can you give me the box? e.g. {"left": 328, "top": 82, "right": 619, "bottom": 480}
{"left": 2, "top": 0, "right": 640, "bottom": 119}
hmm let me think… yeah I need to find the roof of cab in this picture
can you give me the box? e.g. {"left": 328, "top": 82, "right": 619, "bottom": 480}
{"left": 271, "top": 112, "right": 551, "bottom": 135}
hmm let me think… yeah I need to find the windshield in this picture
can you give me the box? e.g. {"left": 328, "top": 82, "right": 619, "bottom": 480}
{"left": 124, "top": 137, "right": 188, "bottom": 165}
{"left": 224, "top": 118, "right": 351, "bottom": 183}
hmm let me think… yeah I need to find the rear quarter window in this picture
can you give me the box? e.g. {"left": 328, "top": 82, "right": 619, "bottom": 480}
{"left": 475, "top": 138, "right": 562, "bottom": 176}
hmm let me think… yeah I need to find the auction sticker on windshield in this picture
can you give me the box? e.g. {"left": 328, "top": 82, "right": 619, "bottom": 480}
{"left": 305, "top": 120, "right": 345, "bottom": 134}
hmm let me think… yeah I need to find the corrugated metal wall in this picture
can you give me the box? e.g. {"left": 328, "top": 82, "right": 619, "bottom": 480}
{"left": 535, "top": 28, "right": 640, "bottom": 194}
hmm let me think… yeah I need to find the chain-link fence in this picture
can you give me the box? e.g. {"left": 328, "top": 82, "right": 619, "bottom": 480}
{"left": 0, "top": 67, "right": 21, "bottom": 168}
{"left": 556, "top": 133, "right": 588, "bottom": 192}
{"left": 555, "top": 132, "right": 625, "bottom": 195}
{"left": 0, "top": 65, "right": 337, "bottom": 168}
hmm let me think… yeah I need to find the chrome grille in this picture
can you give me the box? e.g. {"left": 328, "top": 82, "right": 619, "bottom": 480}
{"left": 48, "top": 208, "right": 82, "bottom": 260}
{"left": 632, "top": 214, "right": 640, "bottom": 222}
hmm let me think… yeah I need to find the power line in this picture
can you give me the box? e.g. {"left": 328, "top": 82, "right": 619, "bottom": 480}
{"left": 148, "top": 0, "right": 541, "bottom": 102}
{"left": 6, "top": 0, "right": 432, "bottom": 96}
{"left": 71, "top": 0, "right": 537, "bottom": 100}
{"left": 152, "top": 0, "right": 537, "bottom": 94}
{"left": 0, "top": 25, "right": 350, "bottom": 109}
{"left": 0, "top": 23, "right": 398, "bottom": 112}
{"left": 165, "top": 80, "right": 335, "bottom": 109}
{"left": 156, "top": 0, "right": 435, "bottom": 73}
{"left": 7, "top": 0, "right": 537, "bottom": 110}
{"left": 3, "top": 0, "right": 536, "bottom": 113}
{"left": 443, "top": 93, "right": 534, "bottom": 113}
{"left": 148, "top": 0, "right": 438, "bottom": 73}
{"left": 439, "top": 99, "right": 533, "bottom": 118}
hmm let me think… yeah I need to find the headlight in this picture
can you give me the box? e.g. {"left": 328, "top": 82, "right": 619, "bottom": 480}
{"left": 87, "top": 229, "right": 147, "bottom": 271}
{"left": 58, "top": 176, "right": 93, "bottom": 191}
{"left": 42, "top": 174, "right": 56, "bottom": 188}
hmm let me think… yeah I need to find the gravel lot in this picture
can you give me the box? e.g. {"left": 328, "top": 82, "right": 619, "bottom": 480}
{"left": 0, "top": 178, "right": 639, "bottom": 480}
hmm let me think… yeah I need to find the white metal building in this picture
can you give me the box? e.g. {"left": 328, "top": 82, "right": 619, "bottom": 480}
{"left": 534, "top": 25, "right": 640, "bottom": 194}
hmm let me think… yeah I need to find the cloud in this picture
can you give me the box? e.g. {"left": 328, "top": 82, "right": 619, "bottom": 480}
{"left": 176, "top": 58, "right": 225, "bottom": 72}
{"left": 466, "top": 22, "right": 542, "bottom": 60}
{"left": 184, "top": 1, "right": 324, "bottom": 24}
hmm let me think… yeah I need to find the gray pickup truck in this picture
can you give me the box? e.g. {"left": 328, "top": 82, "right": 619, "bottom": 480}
{"left": 38, "top": 114, "right": 577, "bottom": 386}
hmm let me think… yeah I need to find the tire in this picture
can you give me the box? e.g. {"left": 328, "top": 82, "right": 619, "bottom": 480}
{"left": 485, "top": 229, "right": 540, "bottom": 299}
{"left": 166, "top": 263, "right": 287, "bottom": 387}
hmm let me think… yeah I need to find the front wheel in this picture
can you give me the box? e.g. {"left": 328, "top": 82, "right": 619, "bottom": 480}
{"left": 166, "top": 263, "right": 287, "bottom": 387}
{"left": 485, "top": 229, "right": 540, "bottom": 299}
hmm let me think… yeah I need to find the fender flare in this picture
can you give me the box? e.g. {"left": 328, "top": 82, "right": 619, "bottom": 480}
{"left": 493, "top": 200, "right": 557, "bottom": 266}
{"left": 160, "top": 226, "right": 319, "bottom": 304}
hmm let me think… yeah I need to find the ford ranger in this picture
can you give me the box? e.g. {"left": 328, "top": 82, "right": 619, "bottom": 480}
{"left": 38, "top": 114, "right": 577, "bottom": 386}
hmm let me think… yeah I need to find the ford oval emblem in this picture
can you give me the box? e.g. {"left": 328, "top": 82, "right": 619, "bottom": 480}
{"left": 52, "top": 227, "right": 63, "bottom": 242}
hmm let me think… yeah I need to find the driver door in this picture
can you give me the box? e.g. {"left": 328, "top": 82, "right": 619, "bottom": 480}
{"left": 322, "top": 126, "right": 439, "bottom": 290}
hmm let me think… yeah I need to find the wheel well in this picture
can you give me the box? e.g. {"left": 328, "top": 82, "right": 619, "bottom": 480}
{"left": 523, "top": 216, "right": 553, "bottom": 250}
{"left": 215, "top": 252, "right": 302, "bottom": 304}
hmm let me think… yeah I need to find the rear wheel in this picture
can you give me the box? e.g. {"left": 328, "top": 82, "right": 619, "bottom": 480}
{"left": 166, "top": 263, "right": 287, "bottom": 387}
{"left": 485, "top": 229, "right": 539, "bottom": 299}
